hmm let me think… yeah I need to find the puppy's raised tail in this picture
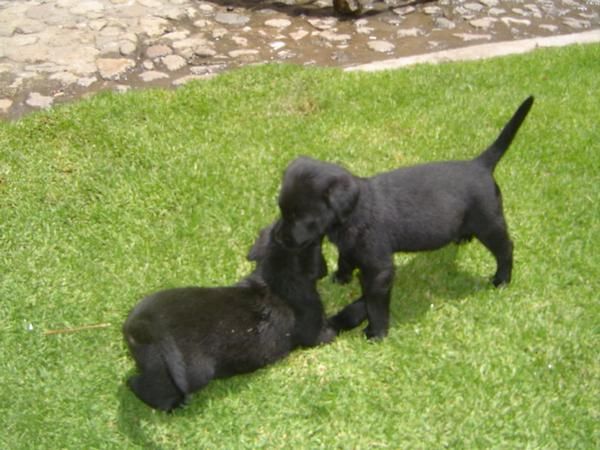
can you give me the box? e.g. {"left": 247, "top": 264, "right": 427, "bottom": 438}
{"left": 475, "top": 96, "right": 534, "bottom": 171}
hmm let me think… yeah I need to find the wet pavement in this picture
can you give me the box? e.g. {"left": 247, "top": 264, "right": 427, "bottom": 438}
{"left": 0, "top": 0, "right": 599, "bottom": 121}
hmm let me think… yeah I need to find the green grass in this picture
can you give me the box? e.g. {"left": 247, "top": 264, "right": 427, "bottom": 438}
{"left": 1, "top": 43, "right": 599, "bottom": 449}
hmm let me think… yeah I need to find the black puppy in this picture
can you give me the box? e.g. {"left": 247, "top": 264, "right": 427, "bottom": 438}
{"left": 277, "top": 96, "right": 534, "bottom": 339}
{"left": 123, "top": 222, "right": 334, "bottom": 411}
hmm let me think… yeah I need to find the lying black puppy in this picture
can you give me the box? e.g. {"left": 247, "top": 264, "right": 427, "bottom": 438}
{"left": 276, "top": 96, "right": 534, "bottom": 340}
{"left": 123, "top": 222, "right": 334, "bottom": 411}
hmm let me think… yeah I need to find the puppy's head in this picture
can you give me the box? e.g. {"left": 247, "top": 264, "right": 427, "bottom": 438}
{"left": 248, "top": 219, "right": 328, "bottom": 282}
{"left": 277, "top": 157, "right": 359, "bottom": 248}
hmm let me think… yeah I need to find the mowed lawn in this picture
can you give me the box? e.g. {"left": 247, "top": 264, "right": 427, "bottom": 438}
{"left": 0, "top": 43, "right": 598, "bottom": 448}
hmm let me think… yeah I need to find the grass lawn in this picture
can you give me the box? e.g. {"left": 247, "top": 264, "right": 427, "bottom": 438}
{"left": 1, "top": 43, "right": 598, "bottom": 448}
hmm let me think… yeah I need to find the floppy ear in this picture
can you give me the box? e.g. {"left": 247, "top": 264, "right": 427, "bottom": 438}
{"left": 247, "top": 222, "right": 274, "bottom": 261}
{"left": 325, "top": 175, "right": 359, "bottom": 222}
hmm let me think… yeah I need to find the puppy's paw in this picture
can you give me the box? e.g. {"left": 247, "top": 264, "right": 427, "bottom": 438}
{"left": 363, "top": 325, "right": 387, "bottom": 341}
{"left": 492, "top": 273, "right": 511, "bottom": 287}
{"left": 317, "top": 326, "right": 337, "bottom": 345}
{"left": 332, "top": 270, "right": 353, "bottom": 285}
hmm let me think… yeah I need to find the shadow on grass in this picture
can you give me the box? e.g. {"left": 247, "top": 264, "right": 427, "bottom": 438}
{"left": 325, "top": 244, "right": 491, "bottom": 334}
{"left": 390, "top": 245, "right": 490, "bottom": 326}
{"left": 117, "top": 370, "right": 256, "bottom": 446}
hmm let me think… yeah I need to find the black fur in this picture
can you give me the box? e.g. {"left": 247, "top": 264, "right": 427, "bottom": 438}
{"left": 123, "top": 222, "right": 334, "bottom": 411}
{"left": 277, "top": 96, "right": 534, "bottom": 339}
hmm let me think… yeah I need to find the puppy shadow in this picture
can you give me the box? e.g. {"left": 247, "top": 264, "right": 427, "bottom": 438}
{"left": 390, "top": 245, "right": 489, "bottom": 325}
{"left": 204, "top": 0, "right": 435, "bottom": 19}
{"left": 116, "top": 370, "right": 256, "bottom": 446}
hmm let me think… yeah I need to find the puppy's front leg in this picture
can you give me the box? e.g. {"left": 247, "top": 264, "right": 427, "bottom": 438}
{"left": 362, "top": 264, "right": 395, "bottom": 340}
{"left": 332, "top": 254, "right": 355, "bottom": 285}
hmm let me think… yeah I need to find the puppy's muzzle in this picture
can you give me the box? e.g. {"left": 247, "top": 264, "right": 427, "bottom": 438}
{"left": 275, "top": 220, "right": 314, "bottom": 249}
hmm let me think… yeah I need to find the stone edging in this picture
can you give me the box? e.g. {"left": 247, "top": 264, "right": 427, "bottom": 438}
{"left": 346, "top": 30, "right": 600, "bottom": 72}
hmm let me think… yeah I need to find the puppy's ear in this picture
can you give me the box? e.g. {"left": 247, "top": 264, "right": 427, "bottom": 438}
{"left": 325, "top": 175, "right": 359, "bottom": 222}
{"left": 247, "top": 222, "right": 274, "bottom": 261}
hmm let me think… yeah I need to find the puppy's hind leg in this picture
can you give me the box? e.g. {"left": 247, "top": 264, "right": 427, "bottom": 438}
{"left": 476, "top": 222, "right": 513, "bottom": 287}
{"left": 362, "top": 265, "right": 395, "bottom": 340}
{"left": 329, "top": 298, "right": 367, "bottom": 333}
{"left": 128, "top": 364, "right": 185, "bottom": 412}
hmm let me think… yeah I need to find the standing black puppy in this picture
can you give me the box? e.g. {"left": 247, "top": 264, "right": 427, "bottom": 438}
{"left": 276, "top": 96, "right": 534, "bottom": 339}
{"left": 123, "top": 221, "right": 334, "bottom": 411}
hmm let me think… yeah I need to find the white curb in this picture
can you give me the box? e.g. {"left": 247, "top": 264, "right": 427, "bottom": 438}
{"left": 345, "top": 29, "right": 600, "bottom": 72}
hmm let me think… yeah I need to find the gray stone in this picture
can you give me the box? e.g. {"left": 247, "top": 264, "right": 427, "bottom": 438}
{"left": 162, "top": 54, "right": 187, "bottom": 71}
{"left": 489, "top": 8, "right": 507, "bottom": 16}
{"left": 269, "top": 41, "right": 286, "bottom": 50}
{"left": 120, "top": 41, "right": 137, "bottom": 56}
{"left": 393, "top": 6, "right": 415, "bottom": 15}
{"left": 193, "top": 46, "right": 217, "bottom": 57}
{"left": 464, "top": 3, "right": 484, "bottom": 12}
{"left": 470, "top": 17, "right": 497, "bottom": 29}
{"left": 49, "top": 71, "right": 79, "bottom": 85}
{"left": 397, "top": 27, "right": 424, "bottom": 37}
{"left": 70, "top": 1, "right": 105, "bottom": 16}
{"left": 453, "top": 33, "right": 492, "bottom": 41}
{"left": 26, "top": 92, "right": 54, "bottom": 109}
{"left": 367, "top": 40, "right": 395, "bottom": 53}
{"left": 215, "top": 13, "right": 250, "bottom": 26}
{"left": 265, "top": 19, "right": 292, "bottom": 28}
{"left": 479, "top": 0, "right": 498, "bottom": 6}
{"left": 139, "top": 70, "right": 169, "bottom": 82}
{"left": 307, "top": 18, "right": 337, "bottom": 30}
{"left": 96, "top": 58, "right": 135, "bottom": 80}
{"left": 290, "top": 30, "right": 309, "bottom": 41}
{"left": 501, "top": 17, "right": 532, "bottom": 27}
{"left": 77, "top": 76, "right": 97, "bottom": 87}
{"left": 139, "top": 17, "right": 170, "bottom": 37}
{"left": 423, "top": 6, "right": 442, "bottom": 15}
{"left": 435, "top": 17, "right": 456, "bottom": 29}
{"left": 317, "top": 30, "right": 351, "bottom": 42}
{"left": 539, "top": 24, "right": 559, "bottom": 32}
{"left": 562, "top": 17, "right": 591, "bottom": 29}
{"left": 228, "top": 49, "right": 259, "bottom": 58}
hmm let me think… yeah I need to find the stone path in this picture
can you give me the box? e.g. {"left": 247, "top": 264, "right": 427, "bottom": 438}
{"left": 1, "top": 0, "right": 599, "bottom": 120}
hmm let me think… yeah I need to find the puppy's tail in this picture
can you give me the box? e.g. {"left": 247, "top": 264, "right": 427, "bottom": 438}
{"left": 475, "top": 96, "right": 534, "bottom": 171}
{"left": 124, "top": 318, "right": 190, "bottom": 395}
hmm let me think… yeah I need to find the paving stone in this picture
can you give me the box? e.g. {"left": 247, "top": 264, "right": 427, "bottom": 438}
{"left": 96, "top": 57, "right": 135, "bottom": 80}
{"left": 397, "top": 27, "right": 424, "bottom": 37}
{"left": 453, "top": 33, "right": 493, "bottom": 41}
{"left": 501, "top": 17, "right": 532, "bottom": 27}
{"left": 228, "top": 49, "right": 259, "bottom": 58}
{"left": 49, "top": 71, "right": 79, "bottom": 85}
{"left": 146, "top": 44, "right": 173, "bottom": 59}
{"left": 367, "top": 40, "right": 395, "bottom": 53}
{"left": 162, "top": 54, "right": 187, "bottom": 71}
{"left": 562, "top": 17, "right": 591, "bottom": 29}
{"left": 70, "top": 1, "right": 105, "bottom": 16}
{"left": 215, "top": 13, "right": 250, "bottom": 26}
{"left": 139, "top": 17, "right": 170, "bottom": 37}
{"left": 290, "top": 29, "right": 309, "bottom": 41}
{"left": 435, "top": 17, "right": 456, "bottom": 29}
{"left": 307, "top": 18, "right": 337, "bottom": 30}
{"left": 470, "top": 17, "right": 498, "bottom": 29}
{"left": 0, "top": 99, "right": 13, "bottom": 114}
{"left": 139, "top": 70, "right": 169, "bottom": 82}
{"left": 77, "top": 76, "right": 97, "bottom": 87}
{"left": 26, "top": 92, "right": 54, "bottom": 109}
{"left": 265, "top": 19, "right": 292, "bottom": 29}
{"left": 120, "top": 41, "right": 137, "bottom": 56}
